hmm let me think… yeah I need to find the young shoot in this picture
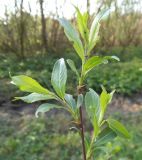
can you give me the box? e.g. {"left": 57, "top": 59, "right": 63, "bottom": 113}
{"left": 11, "top": 6, "right": 130, "bottom": 160}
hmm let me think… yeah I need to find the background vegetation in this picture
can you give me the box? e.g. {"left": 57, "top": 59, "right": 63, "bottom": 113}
{"left": 0, "top": 0, "right": 142, "bottom": 159}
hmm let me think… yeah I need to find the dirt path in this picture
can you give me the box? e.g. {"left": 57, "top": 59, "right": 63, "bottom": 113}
{"left": 0, "top": 79, "right": 142, "bottom": 116}
{"left": 109, "top": 93, "right": 142, "bottom": 113}
{"left": 0, "top": 93, "right": 142, "bottom": 118}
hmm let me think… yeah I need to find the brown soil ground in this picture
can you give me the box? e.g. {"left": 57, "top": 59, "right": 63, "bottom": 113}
{"left": 0, "top": 93, "right": 142, "bottom": 117}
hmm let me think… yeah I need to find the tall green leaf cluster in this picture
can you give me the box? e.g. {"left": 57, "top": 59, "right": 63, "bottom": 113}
{"left": 11, "top": 6, "right": 130, "bottom": 160}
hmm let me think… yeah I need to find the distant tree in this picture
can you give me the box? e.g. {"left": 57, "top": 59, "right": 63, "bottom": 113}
{"left": 39, "top": 0, "right": 48, "bottom": 53}
{"left": 19, "top": 0, "right": 25, "bottom": 58}
{"left": 97, "top": 0, "right": 142, "bottom": 51}
{"left": 87, "top": 0, "right": 90, "bottom": 14}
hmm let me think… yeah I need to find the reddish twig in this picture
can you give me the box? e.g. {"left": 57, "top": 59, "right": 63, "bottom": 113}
{"left": 79, "top": 106, "right": 87, "bottom": 160}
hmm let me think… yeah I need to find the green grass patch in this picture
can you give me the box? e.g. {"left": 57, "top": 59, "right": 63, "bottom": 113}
{"left": 0, "top": 111, "right": 141, "bottom": 160}
{"left": 1, "top": 54, "right": 142, "bottom": 96}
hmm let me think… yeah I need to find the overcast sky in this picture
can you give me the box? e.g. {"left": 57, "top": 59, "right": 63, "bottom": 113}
{"left": 0, "top": 0, "right": 141, "bottom": 19}
{"left": 0, "top": 0, "right": 93, "bottom": 18}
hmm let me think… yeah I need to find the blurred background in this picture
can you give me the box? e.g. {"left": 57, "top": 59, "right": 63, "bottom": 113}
{"left": 0, "top": 0, "right": 142, "bottom": 159}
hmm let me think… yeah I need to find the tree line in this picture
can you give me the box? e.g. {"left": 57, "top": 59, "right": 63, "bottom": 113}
{"left": 0, "top": 0, "right": 142, "bottom": 58}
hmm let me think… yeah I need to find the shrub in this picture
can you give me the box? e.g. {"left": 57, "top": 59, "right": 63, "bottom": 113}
{"left": 87, "top": 59, "right": 142, "bottom": 95}
{"left": 10, "top": 7, "right": 130, "bottom": 160}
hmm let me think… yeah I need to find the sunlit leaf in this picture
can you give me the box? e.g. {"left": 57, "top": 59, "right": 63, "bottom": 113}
{"left": 75, "top": 6, "right": 89, "bottom": 43}
{"left": 99, "top": 87, "right": 115, "bottom": 123}
{"left": 93, "top": 113, "right": 100, "bottom": 137}
{"left": 104, "top": 55, "right": 120, "bottom": 62}
{"left": 11, "top": 75, "right": 50, "bottom": 94}
{"left": 15, "top": 92, "right": 56, "bottom": 103}
{"left": 88, "top": 8, "right": 110, "bottom": 53}
{"left": 88, "top": 23, "right": 100, "bottom": 53}
{"left": 84, "top": 55, "right": 120, "bottom": 75}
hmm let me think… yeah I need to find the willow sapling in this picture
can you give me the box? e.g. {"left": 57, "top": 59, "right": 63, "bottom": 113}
{"left": 11, "top": 7, "right": 130, "bottom": 160}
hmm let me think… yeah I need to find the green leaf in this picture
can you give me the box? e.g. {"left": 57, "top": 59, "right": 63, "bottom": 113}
{"left": 84, "top": 55, "right": 120, "bottom": 75}
{"left": 51, "top": 58, "right": 67, "bottom": 99}
{"left": 85, "top": 88, "right": 100, "bottom": 134}
{"left": 67, "top": 59, "right": 79, "bottom": 78}
{"left": 58, "top": 18, "right": 84, "bottom": 61}
{"left": 84, "top": 56, "right": 104, "bottom": 74}
{"left": 92, "top": 146, "right": 108, "bottom": 158}
{"left": 85, "top": 135, "right": 91, "bottom": 152}
{"left": 95, "top": 127, "right": 117, "bottom": 146}
{"left": 35, "top": 103, "right": 63, "bottom": 118}
{"left": 100, "top": 86, "right": 115, "bottom": 108}
{"left": 77, "top": 94, "right": 83, "bottom": 108}
{"left": 75, "top": 6, "right": 89, "bottom": 43}
{"left": 104, "top": 55, "right": 120, "bottom": 62}
{"left": 99, "top": 87, "right": 115, "bottom": 123}
{"left": 88, "top": 8, "right": 110, "bottom": 53}
{"left": 107, "top": 119, "right": 131, "bottom": 139}
{"left": 85, "top": 88, "right": 100, "bottom": 120}
{"left": 111, "top": 56, "right": 120, "bottom": 61}
{"left": 11, "top": 75, "right": 50, "bottom": 95}
{"left": 15, "top": 93, "right": 56, "bottom": 103}
{"left": 65, "top": 94, "right": 76, "bottom": 110}
{"left": 88, "top": 23, "right": 100, "bottom": 53}
{"left": 93, "top": 113, "right": 100, "bottom": 137}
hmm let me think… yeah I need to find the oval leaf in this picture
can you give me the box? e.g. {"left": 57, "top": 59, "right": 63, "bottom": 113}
{"left": 107, "top": 119, "right": 131, "bottom": 139}
{"left": 95, "top": 127, "right": 117, "bottom": 146}
{"left": 88, "top": 8, "right": 110, "bottom": 52}
{"left": 51, "top": 58, "right": 67, "bottom": 99}
{"left": 11, "top": 75, "right": 50, "bottom": 94}
{"left": 88, "top": 23, "right": 100, "bottom": 53}
{"left": 84, "top": 56, "right": 104, "bottom": 74}
{"left": 67, "top": 59, "right": 79, "bottom": 78}
{"left": 15, "top": 93, "right": 56, "bottom": 103}
{"left": 99, "top": 87, "right": 115, "bottom": 123}
{"left": 84, "top": 55, "right": 120, "bottom": 75}
{"left": 58, "top": 18, "right": 84, "bottom": 61}
{"left": 75, "top": 6, "right": 89, "bottom": 42}
{"left": 85, "top": 88, "right": 100, "bottom": 123}
{"left": 35, "top": 103, "right": 63, "bottom": 118}
{"left": 104, "top": 55, "right": 120, "bottom": 61}
{"left": 65, "top": 94, "right": 76, "bottom": 110}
